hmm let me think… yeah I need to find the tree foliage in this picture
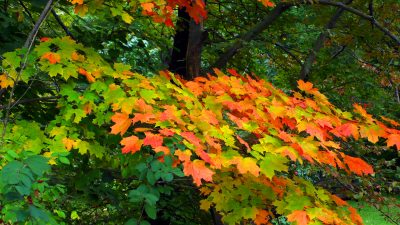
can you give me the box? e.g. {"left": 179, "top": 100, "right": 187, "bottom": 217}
{"left": 0, "top": 0, "right": 399, "bottom": 224}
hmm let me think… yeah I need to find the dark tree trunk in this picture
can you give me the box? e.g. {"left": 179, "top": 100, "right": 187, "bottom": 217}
{"left": 168, "top": 8, "right": 204, "bottom": 80}
{"left": 169, "top": 9, "right": 190, "bottom": 78}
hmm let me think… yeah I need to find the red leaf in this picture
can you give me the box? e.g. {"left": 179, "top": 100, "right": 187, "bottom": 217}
{"left": 330, "top": 123, "right": 359, "bottom": 140}
{"left": 143, "top": 132, "right": 164, "bottom": 148}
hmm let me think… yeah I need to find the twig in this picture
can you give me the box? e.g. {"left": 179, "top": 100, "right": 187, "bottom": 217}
{"left": 0, "top": 96, "right": 59, "bottom": 110}
{"left": 2, "top": 0, "right": 54, "bottom": 141}
{"left": 51, "top": 9, "right": 76, "bottom": 40}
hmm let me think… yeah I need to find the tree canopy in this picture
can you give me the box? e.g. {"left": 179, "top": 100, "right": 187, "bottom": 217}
{"left": 0, "top": 0, "right": 399, "bottom": 224}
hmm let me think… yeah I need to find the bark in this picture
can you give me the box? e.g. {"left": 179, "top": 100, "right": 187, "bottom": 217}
{"left": 186, "top": 19, "right": 204, "bottom": 80}
{"left": 299, "top": 0, "right": 352, "bottom": 81}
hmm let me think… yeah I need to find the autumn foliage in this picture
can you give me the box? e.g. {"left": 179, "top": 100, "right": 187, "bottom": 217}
{"left": 0, "top": 0, "right": 399, "bottom": 224}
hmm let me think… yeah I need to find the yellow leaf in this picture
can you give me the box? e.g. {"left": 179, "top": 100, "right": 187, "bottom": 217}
{"left": 121, "top": 13, "right": 133, "bottom": 24}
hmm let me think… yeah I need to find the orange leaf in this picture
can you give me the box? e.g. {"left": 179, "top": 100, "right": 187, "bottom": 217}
{"left": 183, "top": 160, "right": 214, "bottom": 186}
{"left": 331, "top": 195, "right": 348, "bottom": 206}
{"left": 154, "top": 146, "right": 170, "bottom": 155}
{"left": 353, "top": 103, "right": 373, "bottom": 122}
{"left": 62, "top": 138, "right": 75, "bottom": 151}
{"left": 259, "top": 0, "right": 275, "bottom": 7}
{"left": 343, "top": 154, "right": 374, "bottom": 175}
{"left": 359, "top": 125, "right": 385, "bottom": 143}
{"left": 255, "top": 209, "right": 270, "bottom": 225}
{"left": 69, "top": 0, "right": 83, "bottom": 5}
{"left": 141, "top": 2, "right": 154, "bottom": 12}
{"left": 41, "top": 52, "right": 61, "bottom": 64}
{"left": 181, "top": 131, "right": 202, "bottom": 147}
{"left": 110, "top": 113, "right": 132, "bottom": 135}
{"left": 143, "top": 132, "right": 164, "bottom": 148}
{"left": 387, "top": 133, "right": 400, "bottom": 150}
{"left": 40, "top": 37, "right": 51, "bottom": 42}
{"left": 297, "top": 80, "right": 314, "bottom": 92}
{"left": 233, "top": 157, "right": 260, "bottom": 176}
{"left": 175, "top": 150, "right": 192, "bottom": 162}
{"left": 330, "top": 123, "right": 359, "bottom": 140}
{"left": 121, "top": 136, "right": 142, "bottom": 154}
{"left": 287, "top": 210, "right": 309, "bottom": 225}
{"left": 348, "top": 206, "right": 363, "bottom": 225}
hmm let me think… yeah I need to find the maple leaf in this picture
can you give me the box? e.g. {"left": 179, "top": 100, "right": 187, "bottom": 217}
{"left": 120, "top": 136, "right": 142, "bottom": 154}
{"left": 330, "top": 123, "right": 359, "bottom": 140}
{"left": 141, "top": 2, "right": 154, "bottom": 12}
{"left": 342, "top": 154, "right": 374, "bottom": 175}
{"left": 69, "top": 0, "right": 83, "bottom": 5}
{"left": 234, "top": 157, "right": 260, "bottom": 176}
{"left": 353, "top": 103, "right": 373, "bottom": 122}
{"left": 110, "top": 113, "right": 132, "bottom": 135}
{"left": 381, "top": 116, "right": 400, "bottom": 127}
{"left": 181, "top": 131, "right": 202, "bottom": 147}
{"left": 331, "top": 195, "right": 348, "bottom": 206}
{"left": 143, "top": 132, "right": 164, "bottom": 148}
{"left": 259, "top": 0, "right": 275, "bottom": 7}
{"left": 359, "top": 125, "right": 385, "bottom": 143}
{"left": 255, "top": 209, "right": 270, "bottom": 225}
{"left": 387, "top": 133, "right": 400, "bottom": 150}
{"left": 0, "top": 74, "right": 14, "bottom": 88}
{"left": 287, "top": 210, "right": 309, "bottom": 225}
{"left": 175, "top": 150, "right": 192, "bottom": 162}
{"left": 41, "top": 52, "right": 61, "bottom": 64}
{"left": 40, "top": 37, "right": 51, "bottom": 42}
{"left": 183, "top": 160, "right": 214, "bottom": 186}
{"left": 348, "top": 206, "right": 363, "bottom": 225}
{"left": 62, "top": 137, "right": 75, "bottom": 151}
{"left": 297, "top": 80, "right": 314, "bottom": 92}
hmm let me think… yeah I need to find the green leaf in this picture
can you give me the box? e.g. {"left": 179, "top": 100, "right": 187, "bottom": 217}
{"left": 1, "top": 161, "right": 24, "bottom": 184}
{"left": 259, "top": 153, "right": 289, "bottom": 179}
{"left": 24, "top": 155, "right": 50, "bottom": 177}
{"left": 59, "top": 157, "right": 70, "bottom": 165}
{"left": 144, "top": 203, "right": 157, "bottom": 219}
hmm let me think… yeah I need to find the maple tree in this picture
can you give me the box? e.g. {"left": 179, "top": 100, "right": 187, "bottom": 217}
{"left": 0, "top": 0, "right": 399, "bottom": 224}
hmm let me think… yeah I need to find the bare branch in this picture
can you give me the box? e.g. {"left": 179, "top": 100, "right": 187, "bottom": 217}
{"left": 316, "top": 0, "right": 400, "bottom": 45}
{"left": 0, "top": 96, "right": 59, "bottom": 110}
{"left": 300, "top": 0, "right": 353, "bottom": 81}
{"left": 211, "top": 3, "right": 292, "bottom": 69}
{"left": 51, "top": 9, "right": 76, "bottom": 40}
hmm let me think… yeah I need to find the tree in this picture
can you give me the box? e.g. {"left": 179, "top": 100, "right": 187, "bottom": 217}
{"left": 0, "top": 0, "right": 399, "bottom": 224}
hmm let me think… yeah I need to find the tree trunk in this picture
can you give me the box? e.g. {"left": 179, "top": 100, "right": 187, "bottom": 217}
{"left": 169, "top": 8, "right": 204, "bottom": 80}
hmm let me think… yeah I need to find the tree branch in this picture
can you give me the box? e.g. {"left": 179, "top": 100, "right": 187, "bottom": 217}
{"left": 275, "top": 42, "right": 302, "bottom": 65}
{"left": 211, "top": 3, "right": 292, "bottom": 69}
{"left": 24, "top": 0, "right": 53, "bottom": 48}
{"left": 316, "top": 0, "right": 400, "bottom": 45}
{"left": 0, "top": 96, "right": 59, "bottom": 110}
{"left": 51, "top": 9, "right": 76, "bottom": 40}
{"left": 299, "top": 0, "right": 352, "bottom": 81}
